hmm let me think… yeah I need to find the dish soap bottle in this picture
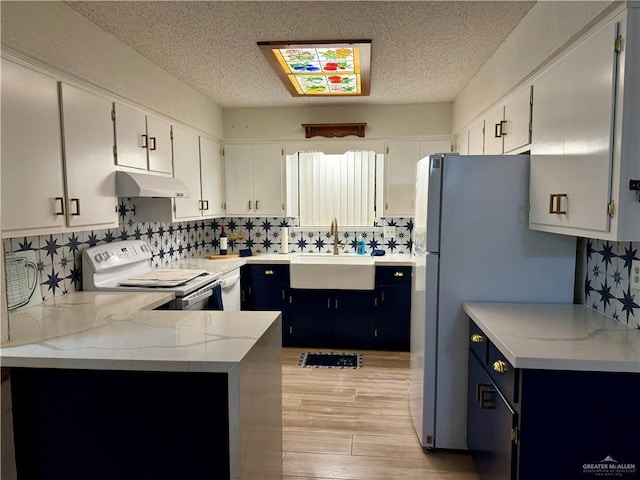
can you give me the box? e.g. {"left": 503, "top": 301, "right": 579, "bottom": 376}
{"left": 356, "top": 235, "right": 366, "bottom": 255}
{"left": 220, "top": 226, "right": 228, "bottom": 255}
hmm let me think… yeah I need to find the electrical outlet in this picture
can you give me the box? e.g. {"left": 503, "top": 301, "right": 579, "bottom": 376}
{"left": 632, "top": 260, "right": 640, "bottom": 290}
{"left": 383, "top": 226, "right": 396, "bottom": 239}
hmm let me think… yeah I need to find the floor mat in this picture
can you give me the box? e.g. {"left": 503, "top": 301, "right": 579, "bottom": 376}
{"left": 297, "top": 352, "right": 363, "bottom": 369}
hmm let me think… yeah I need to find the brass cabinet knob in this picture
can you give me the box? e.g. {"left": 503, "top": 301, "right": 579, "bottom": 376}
{"left": 470, "top": 333, "right": 484, "bottom": 343}
{"left": 492, "top": 360, "right": 508, "bottom": 373}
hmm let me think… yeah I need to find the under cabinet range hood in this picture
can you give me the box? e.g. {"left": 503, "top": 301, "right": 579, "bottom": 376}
{"left": 116, "top": 171, "right": 190, "bottom": 198}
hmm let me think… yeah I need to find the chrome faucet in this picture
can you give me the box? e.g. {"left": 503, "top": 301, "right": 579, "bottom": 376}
{"left": 330, "top": 218, "right": 340, "bottom": 255}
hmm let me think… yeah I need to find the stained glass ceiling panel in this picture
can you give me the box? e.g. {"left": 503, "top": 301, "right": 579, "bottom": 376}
{"left": 258, "top": 41, "right": 371, "bottom": 97}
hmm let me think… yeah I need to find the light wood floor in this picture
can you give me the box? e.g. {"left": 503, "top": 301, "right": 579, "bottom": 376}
{"left": 282, "top": 347, "right": 480, "bottom": 480}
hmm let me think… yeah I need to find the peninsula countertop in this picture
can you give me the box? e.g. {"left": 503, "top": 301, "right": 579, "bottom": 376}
{"left": 463, "top": 302, "right": 640, "bottom": 373}
{"left": 0, "top": 291, "right": 281, "bottom": 373}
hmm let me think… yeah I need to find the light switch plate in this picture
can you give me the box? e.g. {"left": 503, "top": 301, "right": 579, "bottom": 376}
{"left": 383, "top": 226, "right": 396, "bottom": 239}
{"left": 631, "top": 260, "right": 640, "bottom": 290}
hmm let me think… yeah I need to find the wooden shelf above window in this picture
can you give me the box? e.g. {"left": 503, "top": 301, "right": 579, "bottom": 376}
{"left": 301, "top": 123, "right": 367, "bottom": 139}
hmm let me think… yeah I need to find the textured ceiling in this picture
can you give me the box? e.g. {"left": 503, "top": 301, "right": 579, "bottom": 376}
{"left": 64, "top": 1, "right": 535, "bottom": 108}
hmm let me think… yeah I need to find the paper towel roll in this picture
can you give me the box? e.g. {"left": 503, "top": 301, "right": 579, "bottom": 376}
{"left": 281, "top": 227, "right": 289, "bottom": 254}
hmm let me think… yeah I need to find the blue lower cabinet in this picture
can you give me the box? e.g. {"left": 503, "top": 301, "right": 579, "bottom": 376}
{"left": 373, "top": 266, "right": 411, "bottom": 351}
{"left": 467, "top": 350, "right": 518, "bottom": 480}
{"left": 241, "top": 264, "right": 411, "bottom": 350}
{"left": 241, "top": 265, "right": 291, "bottom": 344}
{"left": 467, "top": 319, "right": 640, "bottom": 480}
{"left": 288, "top": 289, "right": 375, "bottom": 349}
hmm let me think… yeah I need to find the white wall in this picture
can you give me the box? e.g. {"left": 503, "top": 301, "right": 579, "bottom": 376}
{"left": 223, "top": 103, "right": 452, "bottom": 140}
{"left": 0, "top": 1, "right": 223, "bottom": 138}
{"left": 453, "top": 1, "right": 613, "bottom": 133}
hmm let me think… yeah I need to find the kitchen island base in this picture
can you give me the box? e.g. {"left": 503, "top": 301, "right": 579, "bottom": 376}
{"left": 11, "top": 368, "right": 231, "bottom": 480}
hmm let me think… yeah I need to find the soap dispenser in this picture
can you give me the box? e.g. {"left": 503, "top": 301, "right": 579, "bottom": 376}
{"left": 356, "top": 235, "right": 366, "bottom": 255}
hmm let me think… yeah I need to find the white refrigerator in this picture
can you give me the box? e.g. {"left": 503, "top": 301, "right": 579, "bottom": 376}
{"left": 410, "top": 154, "right": 576, "bottom": 450}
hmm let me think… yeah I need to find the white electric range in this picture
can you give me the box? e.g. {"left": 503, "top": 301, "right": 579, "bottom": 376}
{"left": 82, "top": 240, "right": 222, "bottom": 310}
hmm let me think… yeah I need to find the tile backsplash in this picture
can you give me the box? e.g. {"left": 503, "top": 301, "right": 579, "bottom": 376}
{"left": 4, "top": 199, "right": 638, "bottom": 330}
{"left": 584, "top": 239, "right": 639, "bottom": 329}
{"left": 2, "top": 198, "right": 412, "bottom": 303}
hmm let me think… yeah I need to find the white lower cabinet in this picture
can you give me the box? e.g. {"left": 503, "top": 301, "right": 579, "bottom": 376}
{"left": 1, "top": 59, "right": 117, "bottom": 236}
{"left": 224, "top": 143, "right": 285, "bottom": 216}
{"left": 529, "top": 8, "right": 639, "bottom": 241}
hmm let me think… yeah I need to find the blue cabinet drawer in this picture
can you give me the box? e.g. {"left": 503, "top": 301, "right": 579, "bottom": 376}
{"left": 247, "top": 264, "right": 289, "bottom": 283}
{"left": 375, "top": 266, "right": 411, "bottom": 285}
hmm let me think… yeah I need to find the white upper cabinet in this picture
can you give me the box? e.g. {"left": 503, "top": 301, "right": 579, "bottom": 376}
{"left": 172, "top": 126, "right": 203, "bottom": 220}
{"left": 468, "top": 119, "right": 485, "bottom": 155}
{"left": 224, "top": 143, "right": 284, "bottom": 216}
{"left": 384, "top": 140, "right": 452, "bottom": 216}
{"left": 171, "top": 129, "right": 225, "bottom": 221}
{"left": 384, "top": 141, "right": 421, "bottom": 217}
{"left": 60, "top": 83, "right": 118, "bottom": 229}
{"left": 145, "top": 116, "right": 173, "bottom": 174}
{"left": 484, "top": 86, "right": 533, "bottom": 155}
{"left": 529, "top": 7, "right": 639, "bottom": 241}
{"left": 1, "top": 59, "right": 66, "bottom": 234}
{"left": 483, "top": 105, "right": 506, "bottom": 155}
{"left": 502, "top": 86, "right": 533, "bottom": 153}
{"left": 455, "top": 131, "right": 469, "bottom": 155}
{"left": 113, "top": 103, "right": 172, "bottom": 174}
{"left": 1, "top": 59, "right": 117, "bottom": 236}
{"left": 199, "top": 137, "right": 225, "bottom": 217}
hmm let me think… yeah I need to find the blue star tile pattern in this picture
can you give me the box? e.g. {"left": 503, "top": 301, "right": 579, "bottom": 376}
{"left": 585, "top": 239, "right": 639, "bottom": 328}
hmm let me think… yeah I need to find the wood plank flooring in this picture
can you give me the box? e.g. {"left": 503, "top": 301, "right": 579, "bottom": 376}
{"left": 282, "top": 348, "right": 480, "bottom": 480}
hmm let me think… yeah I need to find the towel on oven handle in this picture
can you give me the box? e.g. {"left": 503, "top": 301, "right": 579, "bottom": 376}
{"left": 211, "top": 282, "right": 224, "bottom": 310}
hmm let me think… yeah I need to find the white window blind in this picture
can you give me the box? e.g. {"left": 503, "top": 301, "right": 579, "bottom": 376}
{"left": 297, "top": 151, "right": 379, "bottom": 227}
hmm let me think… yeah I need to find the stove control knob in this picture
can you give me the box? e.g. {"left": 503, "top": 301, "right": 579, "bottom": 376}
{"left": 103, "top": 252, "right": 110, "bottom": 260}
{"left": 94, "top": 253, "right": 103, "bottom": 262}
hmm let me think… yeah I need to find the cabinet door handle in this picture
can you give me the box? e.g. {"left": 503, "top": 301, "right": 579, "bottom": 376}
{"left": 476, "top": 382, "right": 492, "bottom": 402}
{"left": 381, "top": 291, "right": 385, "bottom": 302}
{"left": 556, "top": 193, "right": 567, "bottom": 214}
{"left": 479, "top": 387, "right": 496, "bottom": 409}
{"left": 55, "top": 197, "right": 66, "bottom": 216}
{"left": 374, "top": 297, "right": 378, "bottom": 306}
{"left": 264, "top": 269, "right": 274, "bottom": 275}
{"left": 255, "top": 200, "right": 259, "bottom": 210}
{"left": 198, "top": 200, "right": 203, "bottom": 210}
{"left": 335, "top": 298, "right": 338, "bottom": 310}
{"left": 492, "top": 360, "right": 509, "bottom": 373}
{"left": 470, "top": 333, "right": 484, "bottom": 343}
{"left": 500, "top": 120, "right": 508, "bottom": 136}
{"left": 70, "top": 198, "right": 81, "bottom": 216}
{"left": 494, "top": 122, "right": 502, "bottom": 138}
{"left": 141, "top": 134, "right": 148, "bottom": 148}
{"left": 149, "top": 137, "right": 157, "bottom": 151}
{"left": 281, "top": 289, "right": 285, "bottom": 300}
{"left": 203, "top": 200, "right": 209, "bottom": 211}
{"left": 248, "top": 200, "right": 252, "bottom": 210}
{"left": 327, "top": 298, "right": 331, "bottom": 309}
{"left": 549, "top": 193, "right": 568, "bottom": 214}
{"left": 393, "top": 271, "right": 404, "bottom": 278}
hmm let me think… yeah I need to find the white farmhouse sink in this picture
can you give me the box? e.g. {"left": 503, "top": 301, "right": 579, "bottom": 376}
{"left": 290, "top": 254, "right": 375, "bottom": 290}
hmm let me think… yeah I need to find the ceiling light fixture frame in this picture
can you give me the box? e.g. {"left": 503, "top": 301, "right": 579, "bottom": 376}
{"left": 258, "top": 39, "right": 371, "bottom": 98}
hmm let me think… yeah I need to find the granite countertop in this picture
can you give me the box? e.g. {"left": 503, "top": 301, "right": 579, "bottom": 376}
{"left": 0, "top": 292, "right": 280, "bottom": 373}
{"left": 463, "top": 302, "right": 640, "bottom": 373}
